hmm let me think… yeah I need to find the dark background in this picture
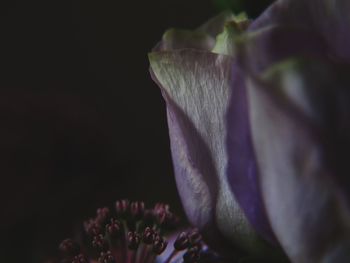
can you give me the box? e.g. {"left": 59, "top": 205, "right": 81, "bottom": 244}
{"left": 0, "top": 0, "right": 272, "bottom": 262}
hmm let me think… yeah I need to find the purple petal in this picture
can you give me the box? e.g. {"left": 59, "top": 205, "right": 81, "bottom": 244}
{"left": 226, "top": 62, "right": 277, "bottom": 245}
{"left": 227, "top": 23, "right": 328, "bottom": 248}
{"left": 149, "top": 50, "right": 231, "bottom": 231}
{"left": 149, "top": 49, "right": 277, "bottom": 256}
{"left": 250, "top": 0, "right": 350, "bottom": 62}
{"left": 246, "top": 58, "right": 350, "bottom": 261}
{"left": 240, "top": 25, "right": 329, "bottom": 74}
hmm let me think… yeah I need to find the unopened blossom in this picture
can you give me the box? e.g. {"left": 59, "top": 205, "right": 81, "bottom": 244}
{"left": 149, "top": 0, "right": 350, "bottom": 262}
{"left": 149, "top": 11, "right": 285, "bottom": 261}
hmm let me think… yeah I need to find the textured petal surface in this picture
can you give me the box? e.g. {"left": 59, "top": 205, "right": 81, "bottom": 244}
{"left": 249, "top": 0, "right": 350, "bottom": 62}
{"left": 226, "top": 62, "right": 276, "bottom": 245}
{"left": 149, "top": 49, "right": 272, "bottom": 255}
{"left": 247, "top": 58, "right": 350, "bottom": 262}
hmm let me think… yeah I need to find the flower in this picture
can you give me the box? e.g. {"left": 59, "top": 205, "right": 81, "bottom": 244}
{"left": 57, "top": 200, "right": 219, "bottom": 263}
{"left": 149, "top": 11, "right": 283, "bottom": 261}
{"left": 149, "top": 0, "right": 350, "bottom": 262}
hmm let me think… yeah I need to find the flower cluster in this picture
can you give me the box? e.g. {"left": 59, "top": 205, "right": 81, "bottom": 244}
{"left": 58, "top": 200, "right": 218, "bottom": 263}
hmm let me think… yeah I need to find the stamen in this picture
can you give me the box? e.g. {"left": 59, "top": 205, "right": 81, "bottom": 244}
{"left": 174, "top": 232, "right": 190, "bottom": 250}
{"left": 142, "top": 227, "right": 155, "bottom": 245}
{"left": 59, "top": 239, "right": 80, "bottom": 256}
{"left": 99, "top": 251, "right": 115, "bottom": 263}
{"left": 84, "top": 219, "right": 102, "bottom": 236}
{"left": 183, "top": 246, "right": 200, "bottom": 263}
{"left": 128, "top": 231, "right": 141, "bottom": 250}
{"left": 58, "top": 200, "right": 215, "bottom": 263}
{"left": 96, "top": 207, "right": 110, "bottom": 225}
{"left": 152, "top": 234, "right": 167, "bottom": 254}
{"left": 130, "top": 201, "right": 145, "bottom": 220}
{"left": 92, "top": 234, "right": 107, "bottom": 250}
{"left": 188, "top": 229, "right": 202, "bottom": 246}
{"left": 106, "top": 218, "right": 122, "bottom": 237}
{"left": 71, "top": 254, "right": 88, "bottom": 263}
{"left": 116, "top": 199, "right": 130, "bottom": 218}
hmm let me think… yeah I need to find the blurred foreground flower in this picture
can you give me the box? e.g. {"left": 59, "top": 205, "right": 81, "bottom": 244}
{"left": 57, "top": 200, "right": 221, "bottom": 263}
{"left": 149, "top": 0, "right": 350, "bottom": 262}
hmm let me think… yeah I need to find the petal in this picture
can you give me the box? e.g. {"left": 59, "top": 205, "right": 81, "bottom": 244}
{"left": 149, "top": 49, "right": 276, "bottom": 257}
{"left": 212, "top": 15, "right": 250, "bottom": 56}
{"left": 155, "top": 11, "right": 236, "bottom": 52}
{"left": 249, "top": 0, "right": 350, "bottom": 62}
{"left": 227, "top": 24, "right": 327, "bottom": 247}
{"left": 196, "top": 10, "right": 237, "bottom": 38}
{"left": 226, "top": 62, "right": 277, "bottom": 245}
{"left": 236, "top": 24, "right": 328, "bottom": 74}
{"left": 149, "top": 49, "right": 229, "bottom": 232}
{"left": 246, "top": 58, "right": 350, "bottom": 262}
{"left": 156, "top": 11, "right": 248, "bottom": 53}
{"left": 159, "top": 29, "right": 216, "bottom": 51}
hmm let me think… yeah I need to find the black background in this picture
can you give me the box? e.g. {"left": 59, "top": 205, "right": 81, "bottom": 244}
{"left": 0, "top": 0, "right": 272, "bottom": 262}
